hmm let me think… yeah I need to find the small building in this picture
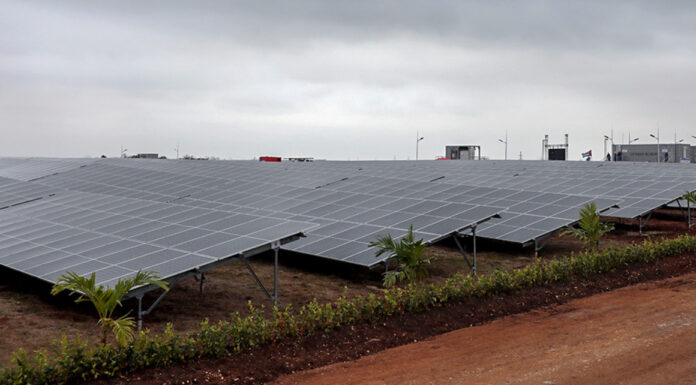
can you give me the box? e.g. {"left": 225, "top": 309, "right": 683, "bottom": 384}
{"left": 445, "top": 145, "right": 481, "bottom": 160}
{"left": 611, "top": 143, "right": 694, "bottom": 163}
{"left": 133, "top": 153, "right": 159, "bottom": 159}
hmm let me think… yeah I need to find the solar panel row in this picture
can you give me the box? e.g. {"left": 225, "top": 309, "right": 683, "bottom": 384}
{"left": 90, "top": 158, "right": 691, "bottom": 243}
{"left": 0, "top": 190, "right": 315, "bottom": 287}
{"left": 31, "top": 163, "right": 503, "bottom": 267}
{"left": 1, "top": 157, "right": 692, "bottom": 283}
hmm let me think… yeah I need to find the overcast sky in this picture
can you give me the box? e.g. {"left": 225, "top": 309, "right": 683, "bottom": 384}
{"left": 2, "top": 1, "right": 696, "bottom": 160}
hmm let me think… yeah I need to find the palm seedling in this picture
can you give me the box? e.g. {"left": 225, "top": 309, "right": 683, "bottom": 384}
{"left": 561, "top": 201, "right": 614, "bottom": 250}
{"left": 369, "top": 225, "right": 433, "bottom": 287}
{"left": 51, "top": 270, "right": 168, "bottom": 346}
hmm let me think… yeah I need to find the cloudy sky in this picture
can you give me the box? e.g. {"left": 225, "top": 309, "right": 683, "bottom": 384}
{"left": 2, "top": 1, "right": 696, "bottom": 160}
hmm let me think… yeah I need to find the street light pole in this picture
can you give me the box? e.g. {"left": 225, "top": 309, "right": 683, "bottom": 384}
{"left": 498, "top": 131, "right": 508, "bottom": 160}
{"left": 416, "top": 131, "right": 424, "bottom": 160}
{"left": 603, "top": 136, "right": 607, "bottom": 161}
{"left": 603, "top": 135, "right": 614, "bottom": 161}
{"left": 675, "top": 130, "right": 684, "bottom": 163}
{"left": 650, "top": 131, "right": 660, "bottom": 163}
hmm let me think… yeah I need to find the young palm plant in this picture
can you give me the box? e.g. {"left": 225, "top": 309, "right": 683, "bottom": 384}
{"left": 369, "top": 225, "right": 433, "bottom": 287}
{"left": 561, "top": 201, "right": 614, "bottom": 250}
{"left": 51, "top": 270, "right": 168, "bottom": 346}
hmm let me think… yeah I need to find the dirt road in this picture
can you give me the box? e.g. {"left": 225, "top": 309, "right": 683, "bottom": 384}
{"left": 273, "top": 273, "right": 696, "bottom": 385}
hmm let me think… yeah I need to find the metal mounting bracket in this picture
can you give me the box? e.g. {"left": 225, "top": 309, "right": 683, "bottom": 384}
{"left": 533, "top": 232, "right": 556, "bottom": 257}
{"left": 638, "top": 211, "right": 654, "bottom": 235}
{"left": 675, "top": 199, "right": 692, "bottom": 229}
{"left": 136, "top": 287, "right": 172, "bottom": 331}
{"left": 241, "top": 241, "right": 281, "bottom": 304}
{"left": 193, "top": 272, "right": 206, "bottom": 293}
{"left": 452, "top": 225, "right": 477, "bottom": 273}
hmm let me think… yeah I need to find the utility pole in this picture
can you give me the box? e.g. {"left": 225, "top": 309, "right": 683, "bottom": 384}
{"left": 416, "top": 131, "right": 424, "bottom": 160}
{"left": 603, "top": 136, "right": 607, "bottom": 161}
{"left": 174, "top": 142, "right": 180, "bottom": 160}
{"left": 657, "top": 126, "right": 661, "bottom": 163}
{"left": 650, "top": 128, "right": 660, "bottom": 163}
{"left": 498, "top": 131, "right": 508, "bottom": 160}
{"left": 674, "top": 130, "right": 684, "bottom": 163}
{"left": 603, "top": 135, "right": 613, "bottom": 161}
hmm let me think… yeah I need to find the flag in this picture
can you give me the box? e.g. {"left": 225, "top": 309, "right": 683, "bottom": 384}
{"left": 581, "top": 150, "right": 592, "bottom": 158}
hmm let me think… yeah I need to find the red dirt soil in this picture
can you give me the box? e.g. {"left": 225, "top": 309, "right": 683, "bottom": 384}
{"left": 95, "top": 251, "right": 696, "bottom": 385}
{"left": 275, "top": 272, "right": 696, "bottom": 385}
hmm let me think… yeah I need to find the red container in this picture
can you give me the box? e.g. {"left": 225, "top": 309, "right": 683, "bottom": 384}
{"left": 259, "top": 156, "right": 282, "bottom": 162}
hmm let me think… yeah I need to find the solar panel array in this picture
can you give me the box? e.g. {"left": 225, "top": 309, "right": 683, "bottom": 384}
{"left": 0, "top": 157, "right": 693, "bottom": 287}
{"left": 89, "top": 159, "right": 624, "bottom": 245}
{"left": 0, "top": 189, "right": 315, "bottom": 288}
{"left": 76, "top": 158, "right": 691, "bottom": 245}
{"left": 0, "top": 177, "right": 54, "bottom": 209}
{"left": 0, "top": 158, "right": 99, "bottom": 181}
{"left": 30, "top": 162, "right": 502, "bottom": 267}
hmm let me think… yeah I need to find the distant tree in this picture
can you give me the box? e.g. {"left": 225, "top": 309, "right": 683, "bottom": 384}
{"left": 369, "top": 225, "right": 433, "bottom": 287}
{"left": 51, "top": 271, "right": 168, "bottom": 346}
{"left": 561, "top": 202, "right": 614, "bottom": 250}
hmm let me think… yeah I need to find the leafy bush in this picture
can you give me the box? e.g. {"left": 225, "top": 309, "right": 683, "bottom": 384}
{"left": 3, "top": 235, "right": 696, "bottom": 384}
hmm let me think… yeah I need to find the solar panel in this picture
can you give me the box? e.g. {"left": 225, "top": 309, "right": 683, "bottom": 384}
{"left": 0, "top": 191, "right": 316, "bottom": 289}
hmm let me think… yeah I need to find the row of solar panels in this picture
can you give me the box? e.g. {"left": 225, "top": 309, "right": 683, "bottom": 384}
{"left": 60, "top": 159, "right": 679, "bottom": 236}
{"left": 0, "top": 158, "right": 692, "bottom": 290}
{"left": 28, "top": 162, "right": 617, "bottom": 247}
{"left": 0, "top": 159, "right": 501, "bottom": 289}
{"left": 0, "top": 188, "right": 317, "bottom": 288}
{"left": 87, "top": 157, "right": 692, "bottom": 219}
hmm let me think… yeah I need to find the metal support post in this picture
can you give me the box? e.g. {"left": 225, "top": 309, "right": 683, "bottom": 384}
{"left": 638, "top": 211, "right": 654, "bottom": 235}
{"left": 675, "top": 199, "right": 690, "bottom": 229}
{"left": 533, "top": 232, "right": 556, "bottom": 257}
{"left": 452, "top": 230, "right": 477, "bottom": 273}
{"left": 136, "top": 287, "right": 172, "bottom": 331}
{"left": 472, "top": 225, "right": 477, "bottom": 272}
{"left": 273, "top": 247, "right": 279, "bottom": 304}
{"left": 137, "top": 295, "right": 143, "bottom": 331}
{"left": 241, "top": 257, "right": 273, "bottom": 300}
{"left": 199, "top": 272, "right": 206, "bottom": 293}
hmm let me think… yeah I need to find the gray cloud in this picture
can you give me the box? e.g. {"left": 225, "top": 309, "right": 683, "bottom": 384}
{"left": 2, "top": 0, "right": 696, "bottom": 160}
